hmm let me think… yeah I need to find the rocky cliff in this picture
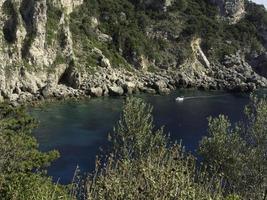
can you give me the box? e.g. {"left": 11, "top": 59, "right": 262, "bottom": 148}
{"left": 0, "top": 0, "right": 82, "bottom": 102}
{"left": 210, "top": 0, "right": 245, "bottom": 23}
{"left": 0, "top": 0, "right": 266, "bottom": 103}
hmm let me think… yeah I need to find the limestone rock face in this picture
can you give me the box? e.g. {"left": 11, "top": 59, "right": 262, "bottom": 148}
{"left": 191, "top": 38, "right": 210, "bottom": 68}
{"left": 53, "top": 0, "right": 83, "bottom": 15}
{"left": 0, "top": 0, "right": 83, "bottom": 102}
{"left": 210, "top": 0, "right": 245, "bottom": 23}
{"left": 28, "top": 0, "right": 49, "bottom": 67}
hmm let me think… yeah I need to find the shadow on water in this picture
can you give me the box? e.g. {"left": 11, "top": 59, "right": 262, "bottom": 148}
{"left": 30, "top": 89, "right": 266, "bottom": 184}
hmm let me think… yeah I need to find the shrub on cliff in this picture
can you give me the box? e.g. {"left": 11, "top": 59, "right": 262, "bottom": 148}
{"left": 0, "top": 104, "right": 71, "bottom": 200}
{"left": 199, "top": 96, "right": 267, "bottom": 200}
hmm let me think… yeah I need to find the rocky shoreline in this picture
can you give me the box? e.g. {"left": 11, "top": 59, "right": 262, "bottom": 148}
{"left": 4, "top": 59, "right": 267, "bottom": 106}
{"left": 1, "top": 46, "right": 267, "bottom": 105}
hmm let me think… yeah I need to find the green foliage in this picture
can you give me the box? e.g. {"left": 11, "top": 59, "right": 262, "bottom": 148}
{"left": 85, "top": 98, "right": 225, "bottom": 199}
{"left": 171, "top": 0, "right": 189, "bottom": 12}
{"left": 110, "top": 98, "right": 167, "bottom": 159}
{"left": 225, "top": 194, "right": 241, "bottom": 200}
{"left": 68, "top": 0, "right": 267, "bottom": 69}
{"left": 69, "top": 0, "right": 155, "bottom": 68}
{"left": 86, "top": 96, "right": 267, "bottom": 199}
{"left": 0, "top": 104, "right": 71, "bottom": 200}
{"left": 54, "top": 52, "right": 66, "bottom": 66}
{"left": 199, "top": 96, "right": 267, "bottom": 200}
{"left": 1, "top": 173, "right": 70, "bottom": 200}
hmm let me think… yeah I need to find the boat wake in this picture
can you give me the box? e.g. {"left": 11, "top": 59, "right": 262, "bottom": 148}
{"left": 176, "top": 94, "right": 230, "bottom": 102}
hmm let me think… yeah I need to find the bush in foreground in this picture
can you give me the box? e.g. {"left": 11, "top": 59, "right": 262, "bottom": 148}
{"left": 199, "top": 96, "right": 267, "bottom": 200}
{"left": 0, "top": 104, "right": 71, "bottom": 200}
{"left": 1, "top": 96, "right": 266, "bottom": 200}
{"left": 85, "top": 98, "right": 225, "bottom": 200}
{"left": 86, "top": 97, "right": 267, "bottom": 200}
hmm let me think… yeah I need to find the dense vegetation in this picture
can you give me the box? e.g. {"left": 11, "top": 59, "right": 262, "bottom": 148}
{"left": 199, "top": 96, "right": 267, "bottom": 199}
{"left": 67, "top": 0, "right": 267, "bottom": 70}
{"left": 85, "top": 97, "right": 267, "bottom": 200}
{"left": 0, "top": 105, "right": 72, "bottom": 200}
{"left": 1, "top": 95, "right": 266, "bottom": 199}
{"left": 85, "top": 98, "right": 225, "bottom": 199}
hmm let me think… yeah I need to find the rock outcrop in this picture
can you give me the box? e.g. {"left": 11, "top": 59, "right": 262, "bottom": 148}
{"left": 0, "top": 0, "right": 83, "bottom": 103}
{"left": 210, "top": 0, "right": 245, "bottom": 23}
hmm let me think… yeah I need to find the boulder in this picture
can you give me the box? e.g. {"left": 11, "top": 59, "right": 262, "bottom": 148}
{"left": 143, "top": 88, "right": 157, "bottom": 94}
{"left": 18, "top": 92, "right": 33, "bottom": 103}
{"left": 123, "top": 82, "right": 136, "bottom": 94}
{"left": 90, "top": 17, "right": 99, "bottom": 29}
{"left": 97, "top": 32, "right": 112, "bottom": 43}
{"left": 100, "top": 57, "right": 112, "bottom": 68}
{"left": 102, "top": 84, "right": 109, "bottom": 96}
{"left": 109, "top": 85, "right": 124, "bottom": 96}
{"left": 159, "top": 88, "right": 171, "bottom": 94}
{"left": 9, "top": 94, "right": 19, "bottom": 102}
{"left": 21, "top": 73, "right": 40, "bottom": 94}
{"left": 41, "top": 84, "right": 55, "bottom": 99}
{"left": 247, "top": 83, "right": 257, "bottom": 91}
{"left": 90, "top": 87, "right": 103, "bottom": 97}
{"left": 154, "top": 80, "right": 168, "bottom": 93}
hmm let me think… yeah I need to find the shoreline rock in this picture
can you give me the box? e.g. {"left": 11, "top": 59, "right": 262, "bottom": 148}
{"left": 3, "top": 62, "right": 266, "bottom": 106}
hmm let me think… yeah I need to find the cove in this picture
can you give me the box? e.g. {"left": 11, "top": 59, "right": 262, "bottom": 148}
{"left": 31, "top": 90, "right": 264, "bottom": 184}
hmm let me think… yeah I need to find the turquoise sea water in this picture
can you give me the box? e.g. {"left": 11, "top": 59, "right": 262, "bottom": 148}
{"left": 31, "top": 89, "right": 266, "bottom": 184}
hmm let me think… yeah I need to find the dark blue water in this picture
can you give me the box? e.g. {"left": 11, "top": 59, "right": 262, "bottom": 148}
{"left": 31, "top": 90, "right": 259, "bottom": 184}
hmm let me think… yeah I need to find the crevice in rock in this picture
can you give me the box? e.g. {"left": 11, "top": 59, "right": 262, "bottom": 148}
{"left": 3, "top": 18, "right": 18, "bottom": 43}
{"left": 58, "top": 29, "right": 68, "bottom": 49}
{"left": 20, "top": 0, "right": 36, "bottom": 58}
{"left": 58, "top": 59, "right": 74, "bottom": 84}
{"left": 0, "top": 91, "right": 5, "bottom": 98}
{"left": 58, "top": 66, "right": 72, "bottom": 86}
{"left": 2, "top": 0, "right": 18, "bottom": 43}
{"left": 58, "top": 60, "right": 80, "bottom": 89}
{"left": 20, "top": 0, "right": 35, "bottom": 30}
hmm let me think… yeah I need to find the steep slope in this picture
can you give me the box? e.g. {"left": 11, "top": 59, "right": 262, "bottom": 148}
{"left": 0, "top": 0, "right": 83, "bottom": 102}
{"left": 0, "top": 0, "right": 266, "bottom": 103}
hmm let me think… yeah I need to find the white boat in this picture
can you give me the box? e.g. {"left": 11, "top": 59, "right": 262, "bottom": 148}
{"left": 176, "top": 97, "right": 184, "bottom": 102}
